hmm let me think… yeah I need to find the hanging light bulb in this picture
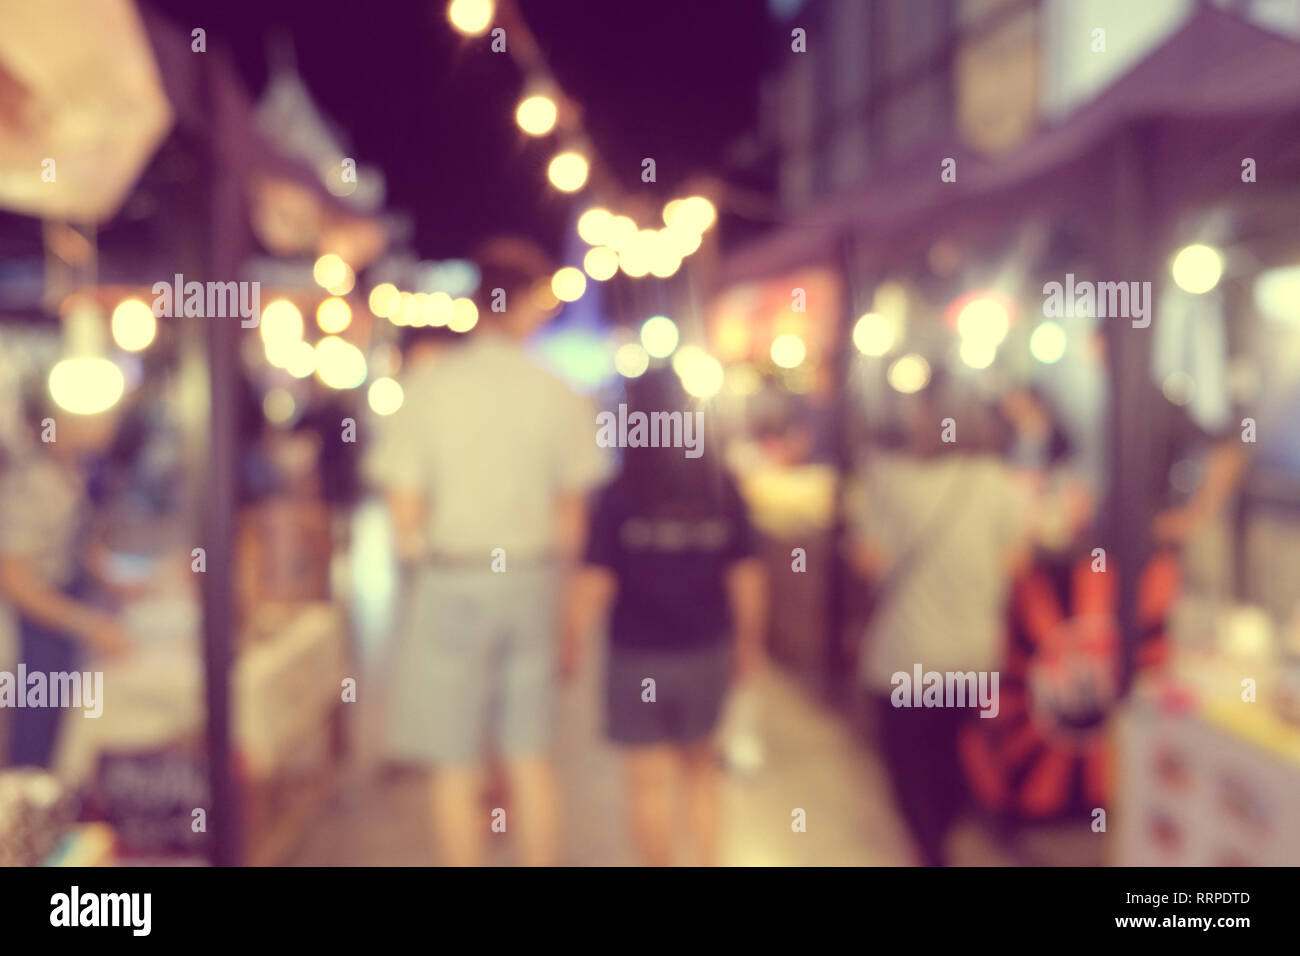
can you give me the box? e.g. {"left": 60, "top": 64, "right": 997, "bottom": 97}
{"left": 516, "top": 94, "right": 558, "bottom": 136}
{"left": 547, "top": 151, "right": 589, "bottom": 192}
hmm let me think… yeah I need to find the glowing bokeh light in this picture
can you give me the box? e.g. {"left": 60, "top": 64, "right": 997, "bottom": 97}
{"left": 312, "top": 253, "right": 347, "bottom": 291}
{"left": 1171, "top": 243, "right": 1224, "bottom": 295}
{"left": 887, "top": 353, "right": 931, "bottom": 394}
{"left": 640, "top": 315, "right": 679, "bottom": 358}
{"left": 672, "top": 345, "right": 724, "bottom": 399}
{"left": 449, "top": 297, "right": 479, "bottom": 333}
{"left": 316, "top": 297, "right": 352, "bottom": 334}
{"left": 369, "top": 282, "right": 401, "bottom": 318}
{"left": 552, "top": 267, "right": 587, "bottom": 303}
{"left": 448, "top": 0, "right": 493, "bottom": 36}
{"left": 613, "top": 342, "right": 650, "bottom": 378}
{"left": 111, "top": 299, "right": 157, "bottom": 352}
{"left": 261, "top": 300, "right": 306, "bottom": 369}
{"left": 547, "top": 151, "right": 589, "bottom": 193}
{"left": 668, "top": 196, "right": 716, "bottom": 234}
{"left": 577, "top": 207, "right": 613, "bottom": 245}
{"left": 516, "top": 94, "right": 558, "bottom": 136}
{"left": 959, "top": 337, "right": 997, "bottom": 370}
{"left": 1029, "top": 321, "right": 1068, "bottom": 364}
{"left": 368, "top": 376, "right": 405, "bottom": 416}
{"left": 956, "top": 295, "right": 1011, "bottom": 345}
{"left": 49, "top": 358, "right": 125, "bottom": 415}
{"left": 770, "top": 333, "right": 806, "bottom": 369}
{"left": 314, "top": 336, "right": 367, "bottom": 389}
{"left": 285, "top": 340, "right": 316, "bottom": 379}
{"left": 263, "top": 387, "right": 295, "bottom": 424}
{"left": 852, "top": 312, "right": 895, "bottom": 356}
{"left": 583, "top": 246, "right": 619, "bottom": 281}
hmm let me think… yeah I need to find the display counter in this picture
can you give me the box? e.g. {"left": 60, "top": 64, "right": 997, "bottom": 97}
{"left": 1116, "top": 641, "right": 1300, "bottom": 866}
{"left": 51, "top": 595, "right": 348, "bottom": 865}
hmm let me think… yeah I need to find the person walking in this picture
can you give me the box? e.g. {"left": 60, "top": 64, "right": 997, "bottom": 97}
{"left": 850, "top": 375, "right": 1028, "bottom": 866}
{"left": 563, "top": 371, "right": 767, "bottom": 866}
{"left": 376, "top": 238, "right": 609, "bottom": 866}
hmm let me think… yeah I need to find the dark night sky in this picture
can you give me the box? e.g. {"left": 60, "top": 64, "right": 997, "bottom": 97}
{"left": 148, "top": 0, "right": 773, "bottom": 261}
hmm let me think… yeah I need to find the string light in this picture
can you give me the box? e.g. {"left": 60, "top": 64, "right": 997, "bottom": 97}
{"left": 577, "top": 207, "right": 614, "bottom": 245}
{"left": 516, "top": 94, "right": 558, "bottom": 136}
{"left": 547, "top": 152, "right": 590, "bottom": 192}
{"left": 369, "top": 283, "right": 401, "bottom": 318}
{"left": 368, "top": 377, "right": 405, "bottom": 415}
{"left": 552, "top": 267, "right": 587, "bottom": 302}
{"left": 312, "top": 254, "right": 347, "bottom": 291}
{"left": 316, "top": 297, "right": 352, "bottom": 334}
{"left": 448, "top": 0, "right": 493, "bottom": 36}
{"left": 315, "top": 336, "right": 367, "bottom": 389}
{"left": 583, "top": 246, "right": 618, "bottom": 281}
{"left": 452, "top": 3, "right": 722, "bottom": 289}
{"left": 449, "top": 297, "right": 479, "bottom": 333}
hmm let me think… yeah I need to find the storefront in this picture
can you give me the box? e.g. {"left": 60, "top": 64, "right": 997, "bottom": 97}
{"left": 714, "top": 4, "right": 1300, "bottom": 849}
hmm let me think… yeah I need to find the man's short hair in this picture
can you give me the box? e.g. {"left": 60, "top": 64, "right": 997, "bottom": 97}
{"left": 473, "top": 236, "right": 554, "bottom": 314}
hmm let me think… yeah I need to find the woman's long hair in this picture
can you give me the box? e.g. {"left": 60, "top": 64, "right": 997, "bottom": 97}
{"left": 614, "top": 370, "right": 728, "bottom": 515}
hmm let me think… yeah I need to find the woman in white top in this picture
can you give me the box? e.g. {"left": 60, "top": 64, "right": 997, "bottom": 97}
{"left": 850, "top": 375, "right": 1029, "bottom": 865}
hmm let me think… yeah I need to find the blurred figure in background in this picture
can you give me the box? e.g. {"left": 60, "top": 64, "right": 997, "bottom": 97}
{"left": 563, "top": 371, "right": 767, "bottom": 866}
{"left": 998, "top": 385, "right": 1094, "bottom": 553}
{"left": 366, "top": 324, "right": 463, "bottom": 564}
{"left": 375, "top": 237, "right": 609, "bottom": 866}
{"left": 0, "top": 388, "right": 130, "bottom": 768}
{"left": 1000, "top": 385, "right": 1073, "bottom": 481}
{"left": 850, "top": 374, "right": 1029, "bottom": 865}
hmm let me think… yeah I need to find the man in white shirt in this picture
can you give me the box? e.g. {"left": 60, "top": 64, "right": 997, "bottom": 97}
{"left": 371, "top": 238, "right": 609, "bottom": 866}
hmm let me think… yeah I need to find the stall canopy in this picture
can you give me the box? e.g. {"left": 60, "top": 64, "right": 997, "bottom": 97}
{"left": 0, "top": 2, "right": 386, "bottom": 270}
{"left": 0, "top": 0, "right": 172, "bottom": 222}
{"left": 718, "top": 5, "right": 1300, "bottom": 285}
{"left": 139, "top": 7, "right": 387, "bottom": 270}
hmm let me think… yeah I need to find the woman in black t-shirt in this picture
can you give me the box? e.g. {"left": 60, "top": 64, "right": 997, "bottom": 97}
{"left": 563, "top": 371, "right": 767, "bottom": 866}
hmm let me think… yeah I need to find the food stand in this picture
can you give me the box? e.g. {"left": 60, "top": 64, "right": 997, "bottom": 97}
{"left": 0, "top": 4, "right": 381, "bottom": 866}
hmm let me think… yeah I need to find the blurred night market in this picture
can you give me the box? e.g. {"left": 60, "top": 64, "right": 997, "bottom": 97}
{"left": 1, "top": 0, "right": 1300, "bottom": 873}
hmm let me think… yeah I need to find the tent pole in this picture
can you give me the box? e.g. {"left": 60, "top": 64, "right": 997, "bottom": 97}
{"left": 1106, "top": 128, "right": 1158, "bottom": 697}
{"left": 825, "top": 230, "right": 859, "bottom": 701}
{"left": 200, "top": 62, "right": 244, "bottom": 868}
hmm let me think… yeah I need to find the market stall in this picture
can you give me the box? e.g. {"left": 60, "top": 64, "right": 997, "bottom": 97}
{"left": 713, "top": 5, "right": 1300, "bottom": 849}
{"left": 0, "top": 3, "right": 386, "bottom": 866}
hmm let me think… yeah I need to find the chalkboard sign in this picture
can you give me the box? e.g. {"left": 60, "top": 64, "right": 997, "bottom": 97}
{"left": 93, "top": 750, "right": 210, "bottom": 856}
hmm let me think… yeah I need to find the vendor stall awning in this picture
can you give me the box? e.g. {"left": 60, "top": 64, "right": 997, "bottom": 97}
{"left": 0, "top": 0, "right": 172, "bottom": 222}
{"left": 719, "top": 5, "right": 1300, "bottom": 283}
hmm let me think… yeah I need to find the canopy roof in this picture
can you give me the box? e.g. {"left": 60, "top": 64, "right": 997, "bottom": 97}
{"left": 140, "top": 8, "right": 387, "bottom": 269}
{"left": 719, "top": 5, "right": 1300, "bottom": 287}
{"left": 0, "top": 0, "right": 171, "bottom": 222}
{"left": 0, "top": 4, "right": 385, "bottom": 270}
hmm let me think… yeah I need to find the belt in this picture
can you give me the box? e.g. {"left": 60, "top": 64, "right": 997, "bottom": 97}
{"left": 419, "top": 551, "right": 559, "bottom": 569}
